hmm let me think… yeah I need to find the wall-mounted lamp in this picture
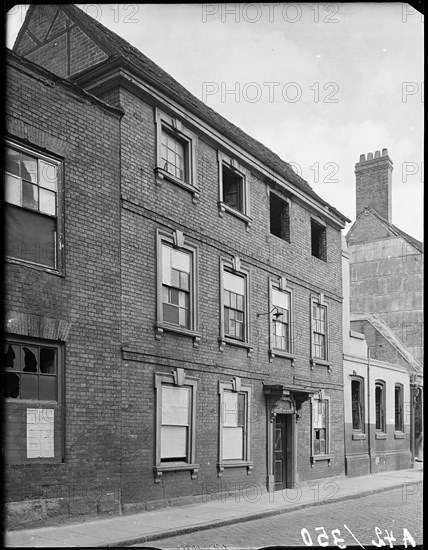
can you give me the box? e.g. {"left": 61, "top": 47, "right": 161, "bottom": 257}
{"left": 257, "top": 307, "right": 283, "bottom": 319}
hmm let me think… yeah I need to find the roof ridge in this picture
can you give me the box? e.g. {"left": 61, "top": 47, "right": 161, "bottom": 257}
{"left": 366, "top": 207, "right": 423, "bottom": 252}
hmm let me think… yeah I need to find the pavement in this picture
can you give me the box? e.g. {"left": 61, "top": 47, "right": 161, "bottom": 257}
{"left": 4, "top": 464, "right": 423, "bottom": 548}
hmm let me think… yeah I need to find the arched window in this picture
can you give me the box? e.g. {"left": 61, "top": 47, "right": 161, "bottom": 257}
{"left": 395, "top": 384, "right": 404, "bottom": 432}
{"left": 375, "top": 381, "right": 386, "bottom": 432}
{"left": 351, "top": 377, "right": 364, "bottom": 431}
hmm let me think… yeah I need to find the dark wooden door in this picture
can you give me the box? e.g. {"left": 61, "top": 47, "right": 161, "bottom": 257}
{"left": 274, "top": 414, "right": 287, "bottom": 490}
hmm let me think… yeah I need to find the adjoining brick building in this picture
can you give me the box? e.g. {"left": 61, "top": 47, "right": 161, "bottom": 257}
{"left": 343, "top": 151, "right": 423, "bottom": 476}
{"left": 4, "top": 5, "right": 350, "bottom": 529}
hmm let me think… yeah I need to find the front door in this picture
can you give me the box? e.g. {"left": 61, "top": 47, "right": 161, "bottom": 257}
{"left": 274, "top": 414, "right": 287, "bottom": 490}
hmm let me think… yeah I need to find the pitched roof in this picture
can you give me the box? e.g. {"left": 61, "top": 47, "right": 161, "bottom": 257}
{"left": 348, "top": 207, "right": 423, "bottom": 253}
{"left": 351, "top": 313, "right": 423, "bottom": 374}
{"left": 22, "top": 4, "right": 350, "bottom": 224}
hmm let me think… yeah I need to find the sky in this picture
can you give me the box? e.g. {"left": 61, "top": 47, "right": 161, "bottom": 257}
{"left": 6, "top": 3, "right": 424, "bottom": 241}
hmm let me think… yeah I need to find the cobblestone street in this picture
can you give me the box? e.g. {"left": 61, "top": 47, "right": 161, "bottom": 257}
{"left": 135, "top": 485, "right": 423, "bottom": 549}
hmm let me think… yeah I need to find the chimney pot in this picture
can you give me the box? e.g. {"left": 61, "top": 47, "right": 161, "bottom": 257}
{"left": 382, "top": 148, "right": 388, "bottom": 156}
{"left": 360, "top": 154, "right": 366, "bottom": 162}
{"left": 375, "top": 150, "right": 380, "bottom": 158}
{"left": 367, "top": 152, "right": 373, "bottom": 160}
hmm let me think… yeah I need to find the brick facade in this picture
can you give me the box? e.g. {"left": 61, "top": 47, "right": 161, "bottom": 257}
{"left": 5, "top": 5, "right": 349, "bottom": 529}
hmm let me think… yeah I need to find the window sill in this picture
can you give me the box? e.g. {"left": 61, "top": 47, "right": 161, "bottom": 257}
{"left": 5, "top": 257, "right": 64, "bottom": 277}
{"left": 310, "top": 358, "right": 331, "bottom": 372}
{"left": 218, "top": 201, "right": 252, "bottom": 231}
{"left": 155, "top": 323, "right": 201, "bottom": 347}
{"left": 394, "top": 431, "right": 405, "bottom": 439}
{"left": 311, "top": 454, "right": 332, "bottom": 466}
{"left": 155, "top": 167, "right": 200, "bottom": 204}
{"left": 219, "top": 337, "right": 253, "bottom": 357}
{"left": 311, "top": 254, "right": 327, "bottom": 263}
{"left": 352, "top": 432, "right": 366, "bottom": 440}
{"left": 218, "top": 461, "right": 253, "bottom": 477}
{"left": 375, "top": 432, "right": 387, "bottom": 440}
{"left": 154, "top": 463, "right": 199, "bottom": 482}
{"left": 269, "top": 349, "right": 295, "bottom": 366}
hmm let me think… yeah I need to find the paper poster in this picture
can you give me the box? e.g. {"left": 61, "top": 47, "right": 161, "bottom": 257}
{"left": 27, "top": 408, "right": 54, "bottom": 458}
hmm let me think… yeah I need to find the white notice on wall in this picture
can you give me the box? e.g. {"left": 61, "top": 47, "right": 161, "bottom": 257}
{"left": 27, "top": 408, "right": 55, "bottom": 458}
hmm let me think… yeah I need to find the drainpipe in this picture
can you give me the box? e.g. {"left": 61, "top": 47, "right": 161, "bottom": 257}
{"left": 367, "top": 348, "right": 372, "bottom": 473}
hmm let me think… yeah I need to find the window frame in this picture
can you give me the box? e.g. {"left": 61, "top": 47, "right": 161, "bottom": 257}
{"left": 218, "top": 379, "right": 253, "bottom": 476}
{"left": 218, "top": 151, "right": 252, "bottom": 230}
{"left": 311, "top": 392, "right": 332, "bottom": 464}
{"left": 155, "top": 228, "right": 201, "bottom": 346}
{"left": 154, "top": 371, "right": 199, "bottom": 480}
{"left": 4, "top": 139, "right": 64, "bottom": 275}
{"left": 310, "top": 218, "right": 327, "bottom": 262}
{"left": 268, "top": 276, "right": 294, "bottom": 362}
{"left": 310, "top": 294, "right": 330, "bottom": 368}
{"left": 375, "top": 380, "right": 386, "bottom": 434}
{"left": 269, "top": 190, "right": 291, "bottom": 242}
{"left": 394, "top": 383, "right": 404, "bottom": 433}
{"left": 350, "top": 376, "right": 365, "bottom": 434}
{"left": 154, "top": 108, "right": 199, "bottom": 203}
{"left": 219, "top": 257, "right": 253, "bottom": 356}
{"left": 3, "top": 335, "right": 64, "bottom": 464}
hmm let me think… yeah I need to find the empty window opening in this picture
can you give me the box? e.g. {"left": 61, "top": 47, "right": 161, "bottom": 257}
{"left": 270, "top": 194, "right": 290, "bottom": 241}
{"left": 311, "top": 220, "right": 327, "bottom": 261}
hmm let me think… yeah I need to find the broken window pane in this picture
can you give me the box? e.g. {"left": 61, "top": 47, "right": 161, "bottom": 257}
{"left": 22, "top": 347, "right": 38, "bottom": 372}
{"left": 4, "top": 372, "right": 20, "bottom": 398}
{"left": 5, "top": 147, "right": 20, "bottom": 176}
{"left": 21, "top": 154, "right": 38, "bottom": 183}
{"left": 40, "top": 348, "right": 56, "bottom": 374}
{"left": 3, "top": 344, "right": 18, "bottom": 369}
{"left": 22, "top": 181, "right": 38, "bottom": 210}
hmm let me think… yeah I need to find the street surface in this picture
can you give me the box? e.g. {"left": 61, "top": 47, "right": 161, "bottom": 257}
{"left": 134, "top": 486, "right": 423, "bottom": 549}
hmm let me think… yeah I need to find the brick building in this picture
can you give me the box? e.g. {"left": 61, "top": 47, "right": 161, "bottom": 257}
{"left": 4, "top": 5, "right": 350, "bottom": 529}
{"left": 343, "top": 151, "right": 423, "bottom": 475}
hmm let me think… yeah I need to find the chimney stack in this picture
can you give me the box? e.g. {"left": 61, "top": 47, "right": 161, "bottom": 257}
{"left": 355, "top": 148, "right": 393, "bottom": 222}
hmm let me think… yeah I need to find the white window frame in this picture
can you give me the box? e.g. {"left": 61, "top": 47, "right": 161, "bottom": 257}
{"left": 217, "top": 151, "right": 252, "bottom": 230}
{"left": 310, "top": 294, "right": 330, "bottom": 369}
{"left": 4, "top": 139, "right": 64, "bottom": 274}
{"left": 155, "top": 228, "right": 201, "bottom": 346}
{"left": 268, "top": 276, "right": 294, "bottom": 363}
{"left": 219, "top": 256, "right": 253, "bottom": 356}
{"left": 218, "top": 379, "right": 253, "bottom": 476}
{"left": 311, "top": 392, "right": 332, "bottom": 465}
{"left": 154, "top": 370, "right": 199, "bottom": 481}
{"left": 154, "top": 108, "right": 199, "bottom": 203}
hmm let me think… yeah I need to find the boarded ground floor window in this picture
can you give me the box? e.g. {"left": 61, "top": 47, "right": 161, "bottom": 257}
{"left": 3, "top": 336, "right": 63, "bottom": 464}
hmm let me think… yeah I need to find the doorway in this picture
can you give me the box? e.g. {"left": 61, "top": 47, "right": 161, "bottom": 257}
{"left": 273, "top": 414, "right": 292, "bottom": 490}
